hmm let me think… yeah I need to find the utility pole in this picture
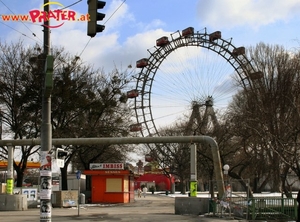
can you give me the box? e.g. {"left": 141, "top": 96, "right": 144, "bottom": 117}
{"left": 40, "top": 0, "right": 53, "bottom": 221}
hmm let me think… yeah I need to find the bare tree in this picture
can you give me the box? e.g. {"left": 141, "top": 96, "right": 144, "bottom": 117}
{"left": 0, "top": 40, "right": 135, "bottom": 188}
{"left": 50, "top": 54, "right": 135, "bottom": 190}
{"left": 55, "top": 69, "right": 136, "bottom": 190}
{"left": 227, "top": 43, "right": 300, "bottom": 194}
{"left": 0, "top": 40, "right": 42, "bottom": 186}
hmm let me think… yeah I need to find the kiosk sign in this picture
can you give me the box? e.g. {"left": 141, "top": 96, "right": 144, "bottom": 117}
{"left": 90, "top": 163, "right": 124, "bottom": 170}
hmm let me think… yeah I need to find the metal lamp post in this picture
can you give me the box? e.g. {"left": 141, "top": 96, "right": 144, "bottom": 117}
{"left": 223, "top": 164, "right": 230, "bottom": 195}
{"left": 223, "top": 164, "right": 229, "bottom": 180}
{"left": 223, "top": 164, "right": 231, "bottom": 216}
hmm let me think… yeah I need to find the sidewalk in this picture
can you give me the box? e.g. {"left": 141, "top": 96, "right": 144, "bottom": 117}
{"left": 0, "top": 193, "right": 245, "bottom": 222}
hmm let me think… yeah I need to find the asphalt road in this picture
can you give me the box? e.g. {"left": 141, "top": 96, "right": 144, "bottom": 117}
{"left": 0, "top": 194, "right": 244, "bottom": 222}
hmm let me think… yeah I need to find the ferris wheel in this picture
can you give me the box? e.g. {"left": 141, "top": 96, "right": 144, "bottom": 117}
{"left": 128, "top": 27, "right": 262, "bottom": 137}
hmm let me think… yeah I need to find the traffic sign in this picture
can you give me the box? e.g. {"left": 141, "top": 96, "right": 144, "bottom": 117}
{"left": 76, "top": 170, "right": 81, "bottom": 180}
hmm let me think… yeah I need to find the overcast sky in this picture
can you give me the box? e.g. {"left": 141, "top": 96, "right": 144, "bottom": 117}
{"left": 0, "top": 0, "right": 299, "bottom": 72}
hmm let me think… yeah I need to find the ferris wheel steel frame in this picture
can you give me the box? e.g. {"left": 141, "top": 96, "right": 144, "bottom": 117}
{"left": 134, "top": 28, "right": 257, "bottom": 137}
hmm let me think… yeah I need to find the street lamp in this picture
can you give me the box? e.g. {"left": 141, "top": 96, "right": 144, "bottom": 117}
{"left": 223, "top": 164, "right": 230, "bottom": 196}
{"left": 223, "top": 164, "right": 231, "bottom": 216}
{"left": 223, "top": 164, "right": 230, "bottom": 186}
{"left": 223, "top": 164, "right": 229, "bottom": 176}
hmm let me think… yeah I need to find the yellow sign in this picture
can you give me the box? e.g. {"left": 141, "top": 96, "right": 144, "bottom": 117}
{"left": 190, "top": 181, "right": 197, "bottom": 197}
{"left": 6, "top": 178, "right": 13, "bottom": 195}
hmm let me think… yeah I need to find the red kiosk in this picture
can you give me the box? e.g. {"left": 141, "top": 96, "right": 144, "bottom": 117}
{"left": 84, "top": 163, "right": 134, "bottom": 204}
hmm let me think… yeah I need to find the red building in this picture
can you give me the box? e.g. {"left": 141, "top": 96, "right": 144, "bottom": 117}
{"left": 135, "top": 173, "right": 175, "bottom": 191}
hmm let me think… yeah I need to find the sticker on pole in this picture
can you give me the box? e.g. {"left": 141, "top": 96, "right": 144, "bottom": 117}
{"left": 40, "top": 151, "right": 52, "bottom": 176}
{"left": 56, "top": 159, "right": 65, "bottom": 168}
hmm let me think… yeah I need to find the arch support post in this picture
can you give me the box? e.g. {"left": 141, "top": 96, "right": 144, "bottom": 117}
{"left": 0, "top": 136, "right": 225, "bottom": 198}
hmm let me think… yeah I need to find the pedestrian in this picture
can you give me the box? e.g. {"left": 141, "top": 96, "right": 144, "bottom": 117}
{"left": 142, "top": 186, "right": 148, "bottom": 198}
{"left": 137, "top": 188, "right": 142, "bottom": 198}
{"left": 297, "top": 190, "right": 300, "bottom": 222}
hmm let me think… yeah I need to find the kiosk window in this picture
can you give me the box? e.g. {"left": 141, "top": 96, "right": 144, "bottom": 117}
{"left": 106, "top": 178, "right": 122, "bottom": 192}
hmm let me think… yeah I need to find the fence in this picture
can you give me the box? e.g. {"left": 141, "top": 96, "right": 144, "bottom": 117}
{"left": 208, "top": 180, "right": 298, "bottom": 220}
{"left": 247, "top": 197, "right": 297, "bottom": 220}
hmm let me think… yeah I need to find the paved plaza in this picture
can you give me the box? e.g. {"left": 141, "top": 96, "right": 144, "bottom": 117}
{"left": 0, "top": 193, "right": 245, "bottom": 222}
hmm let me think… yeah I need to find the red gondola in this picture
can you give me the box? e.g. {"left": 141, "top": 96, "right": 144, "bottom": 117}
{"left": 209, "top": 31, "right": 221, "bottom": 42}
{"left": 156, "top": 36, "right": 169, "bottom": 47}
{"left": 127, "top": 89, "right": 139, "bottom": 98}
{"left": 182, "top": 27, "right": 194, "bottom": 37}
{"left": 145, "top": 154, "right": 153, "bottom": 162}
{"left": 136, "top": 58, "right": 148, "bottom": 68}
{"left": 232, "top": 47, "right": 245, "bottom": 57}
{"left": 249, "top": 71, "right": 263, "bottom": 80}
{"left": 129, "top": 123, "right": 142, "bottom": 132}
